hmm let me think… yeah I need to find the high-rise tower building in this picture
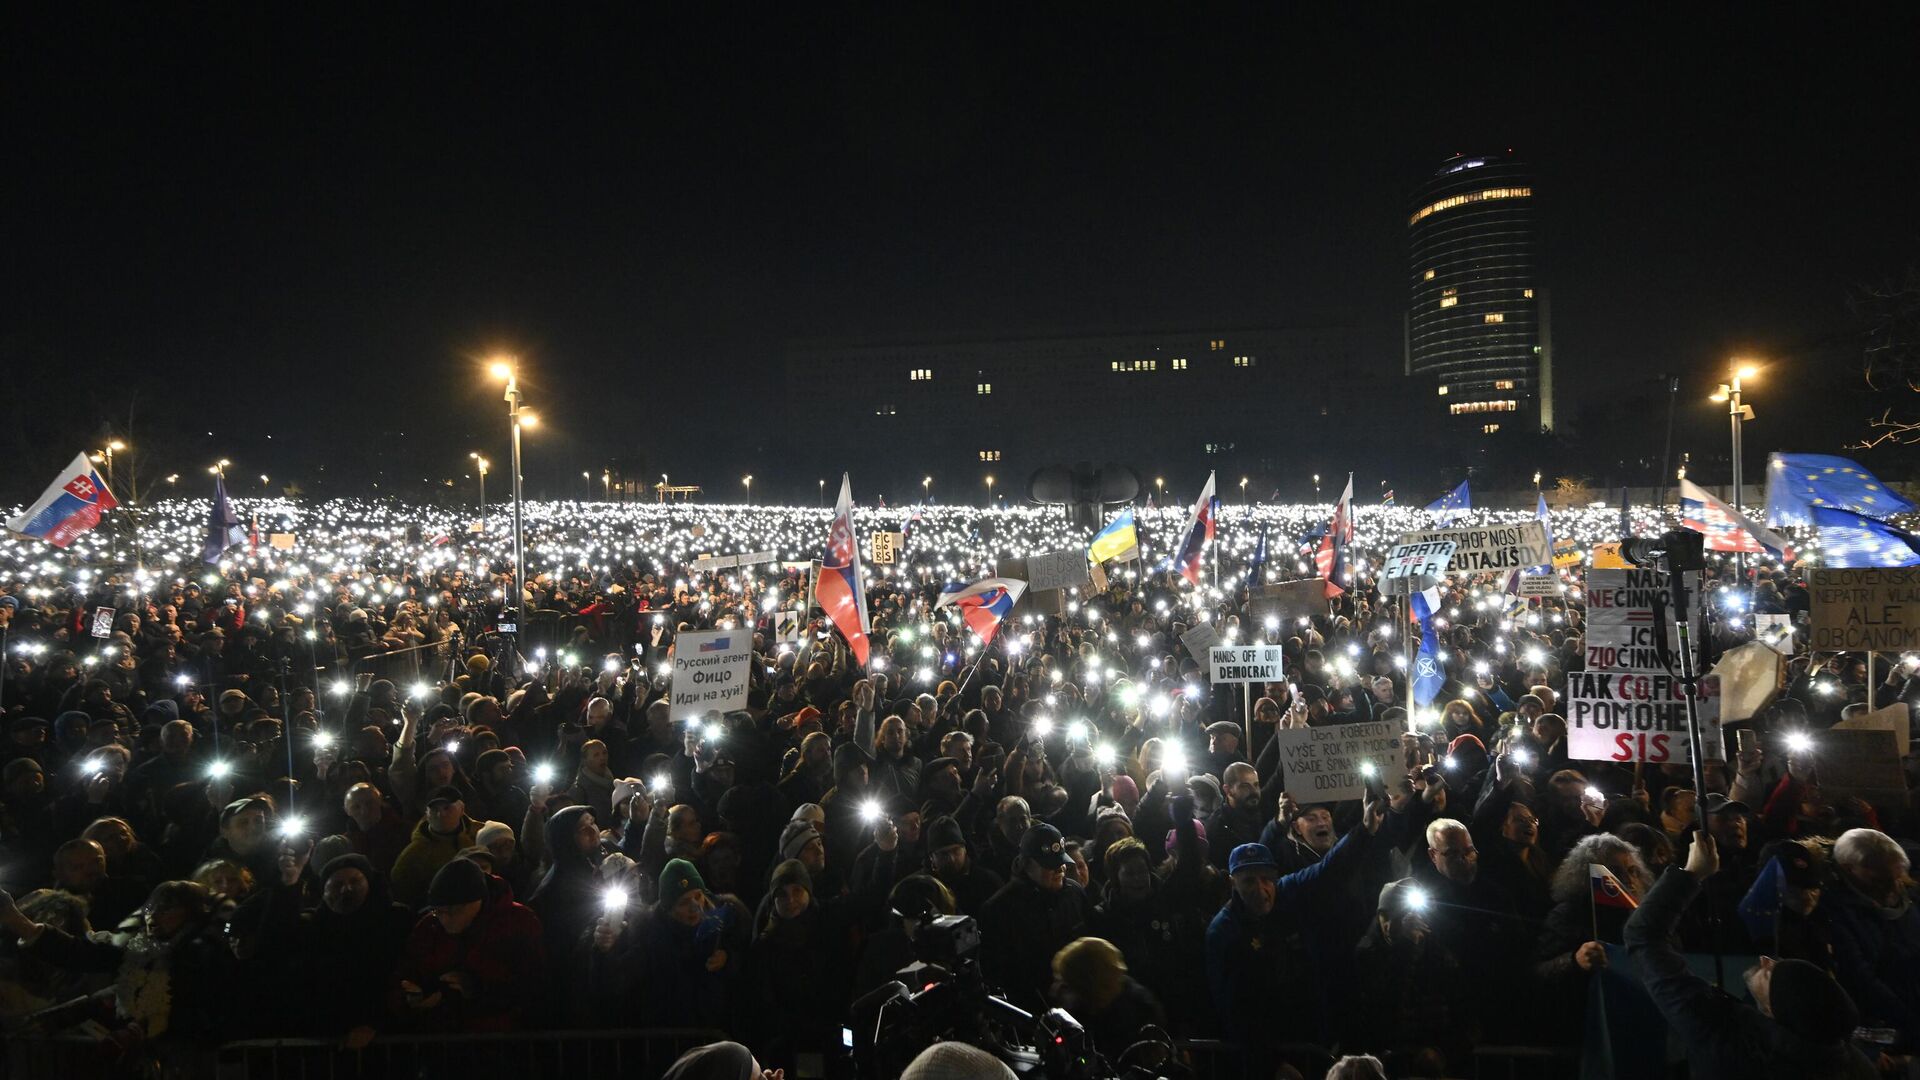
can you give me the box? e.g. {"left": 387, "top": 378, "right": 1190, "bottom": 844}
{"left": 1405, "top": 151, "right": 1553, "bottom": 434}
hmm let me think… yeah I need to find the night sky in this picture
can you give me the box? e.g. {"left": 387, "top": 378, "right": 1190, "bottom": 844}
{"left": 7, "top": 8, "right": 1920, "bottom": 501}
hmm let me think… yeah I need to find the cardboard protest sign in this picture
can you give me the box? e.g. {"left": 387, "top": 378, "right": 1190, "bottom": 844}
{"left": 1566, "top": 670, "right": 1724, "bottom": 763}
{"left": 1812, "top": 727, "right": 1906, "bottom": 803}
{"left": 1248, "top": 579, "right": 1328, "bottom": 629}
{"left": 1027, "top": 548, "right": 1092, "bottom": 593}
{"left": 1808, "top": 568, "right": 1920, "bottom": 651}
{"left": 1209, "top": 644, "right": 1284, "bottom": 683}
{"left": 1708, "top": 641, "right": 1783, "bottom": 726}
{"left": 1394, "top": 521, "right": 1549, "bottom": 573}
{"left": 1270, "top": 720, "right": 1403, "bottom": 802}
{"left": 1180, "top": 622, "right": 1218, "bottom": 664}
{"left": 270, "top": 533, "right": 297, "bottom": 550}
{"left": 870, "top": 532, "right": 901, "bottom": 564}
{"left": 1831, "top": 701, "right": 1910, "bottom": 761}
{"left": 1752, "top": 613, "right": 1795, "bottom": 655}
{"left": 669, "top": 629, "right": 751, "bottom": 724}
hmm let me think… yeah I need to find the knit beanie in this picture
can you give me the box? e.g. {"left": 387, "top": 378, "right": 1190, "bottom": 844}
{"left": 319, "top": 852, "right": 375, "bottom": 884}
{"left": 426, "top": 857, "right": 488, "bottom": 906}
{"left": 658, "top": 858, "right": 707, "bottom": 911}
{"left": 1052, "top": 936, "right": 1128, "bottom": 1011}
{"left": 779, "top": 819, "right": 819, "bottom": 862}
{"left": 311, "top": 834, "right": 355, "bottom": 878}
{"left": 769, "top": 858, "right": 812, "bottom": 896}
{"left": 924, "top": 815, "right": 967, "bottom": 853}
{"left": 1768, "top": 959, "right": 1860, "bottom": 1045}
{"left": 475, "top": 821, "right": 514, "bottom": 848}
{"left": 900, "top": 1041, "right": 1017, "bottom": 1080}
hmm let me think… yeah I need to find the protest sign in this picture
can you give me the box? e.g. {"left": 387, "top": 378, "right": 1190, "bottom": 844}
{"left": 1271, "top": 720, "right": 1403, "bottom": 802}
{"left": 1808, "top": 568, "right": 1920, "bottom": 651}
{"left": 1027, "top": 548, "right": 1092, "bottom": 593}
{"left": 1248, "top": 579, "right": 1329, "bottom": 629}
{"left": 1209, "top": 644, "right": 1284, "bottom": 683}
{"left": 1394, "top": 521, "right": 1549, "bottom": 573}
{"left": 1813, "top": 727, "right": 1906, "bottom": 802}
{"left": 90, "top": 607, "right": 115, "bottom": 638}
{"left": 1589, "top": 542, "right": 1630, "bottom": 569}
{"left": 1831, "top": 701, "right": 1910, "bottom": 761}
{"left": 1752, "top": 613, "right": 1795, "bottom": 655}
{"left": 694, "top": 549, "right": 778, "bottom": 572}
{"left": 1383, "top": 540, "right": 1455, "bottom": 582}
{"left": 1585, "top": 568, "right": 1700, "bottom": 672}
{"left": 669, "top": 629, "right": 751, "bottom": 724}
{"left": 1180, "top": 622, "right": 1218, "bottom": 663}
{"left": 1708, "top": 641, "right": 1783, "bottom": 725}
{"left": 1566, "top": 670, "right": 1724, "bottom": 763}
{"left": 1518, "top": 574, "right": 1560, "bottom": 598}
{"left": 870, "top": 532, "right": 901, "bottom": 564}
{"left": 270, "top": 533, "right": 296, "bottom": 550}
{"left": 774, "top": 609, "right": 805, "bottom": 643}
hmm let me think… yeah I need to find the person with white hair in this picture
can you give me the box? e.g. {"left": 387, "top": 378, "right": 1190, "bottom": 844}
{"left": 1825, "top": 828, "right": 1918, "bottom": 1050}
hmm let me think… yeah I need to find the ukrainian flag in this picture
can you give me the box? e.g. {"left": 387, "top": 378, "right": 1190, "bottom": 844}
{"left": 1088, "top": 509, "right": 1140, "bottom": 564}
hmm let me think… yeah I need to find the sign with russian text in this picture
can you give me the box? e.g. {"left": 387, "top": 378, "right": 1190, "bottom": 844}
{"left": 1808, "top": 568, "right": 1920, "bottom": 651}
{"left": 669, "top": 629, "right": 751, "bottom": 723}
{"left": 1566, "top": 670, "right": 1724, "bottom": 763}
{"left": 1208, "top": 644, "right": 1285, "bottom": 684}
{"left": 1395, "top": 522, "right": 1550, "bottom": 573}
{"left": 1271, "top": 719, "right": 1403, "bottom": 802}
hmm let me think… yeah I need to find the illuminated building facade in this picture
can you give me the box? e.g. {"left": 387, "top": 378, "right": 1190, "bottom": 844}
{"left": 1405, "top": 151, "right": 1554, "bottom": 434}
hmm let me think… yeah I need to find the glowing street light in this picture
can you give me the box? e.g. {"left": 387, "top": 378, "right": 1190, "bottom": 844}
{"left": 1239, "top": 477, "right": 1249, "bottom": 502}
{"left": 742, "top": 474, "right": 753, "bottom": 504}
{"left": 1714, "top": 361, "right": 1760, "bottom": 582}
{"left": 923, "top": 476, "right": 932, "bottom": 500}
{"left": 470, "top": 453, "right": 489, "bottom": 535}
{"left": 984, "top": 474, "right": 995, "bottom": 508}
{"left": 492, "top": 357, "right": 532, "bottom": 637}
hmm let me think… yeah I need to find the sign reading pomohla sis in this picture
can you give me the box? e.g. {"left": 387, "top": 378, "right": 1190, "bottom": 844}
{"left": 1395, "top": 521, "right": 1550, "bottom": 573}
{"left": 669, "top": 629, "right": 752, "bottom": 723}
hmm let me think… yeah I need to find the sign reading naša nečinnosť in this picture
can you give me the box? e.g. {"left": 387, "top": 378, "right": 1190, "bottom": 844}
{"left": 1808, "top": 568, "right": 1920, "bottom": 651}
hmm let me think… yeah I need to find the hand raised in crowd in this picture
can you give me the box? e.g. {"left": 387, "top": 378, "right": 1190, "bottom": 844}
{"left": 852, "top": 679, "right": 874, "bottom": 713}
{"left": 1574, "top": 941, "right": 1608, "bottom": 971}
{"left": 971, "top": 767, "right": 999, "bottom": 800}
{"left": 279, "top": 838, "right": 313, "bottom": 887}
{"left": 1684, "top": 830, "right": 1719, "bottom": 878}
{"left": 875, "top": 816, "right": 899, "bottom": 852}
{"left": 1735, "top": 744, "right": 1763, "bottom": 776}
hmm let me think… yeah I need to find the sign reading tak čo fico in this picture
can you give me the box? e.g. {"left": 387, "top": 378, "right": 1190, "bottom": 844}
{"left": 1565, "top": 670, "right": 1723, "bottom": 764}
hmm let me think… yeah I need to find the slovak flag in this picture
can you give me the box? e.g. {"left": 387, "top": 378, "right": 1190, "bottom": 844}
{"left": 1590, "top": 863, "right": 1638, "bottom": 910}
{"left": 818, "top": 474, "right": 871, "bottom": 666}
{"left": 936, "top": 577, "right": 1028, "bottom": 648}
{"left": 1172, "top": 471, "right": 1216, "bottom": 586}
{"left": 6, "top": 452, "right": 118, "bottom": 549}
{"left": 1313, "top": 474, "right": 1355, "bottom": 597}
{"left": 1680, "top": 479, "right": 1792, "bottom": 559}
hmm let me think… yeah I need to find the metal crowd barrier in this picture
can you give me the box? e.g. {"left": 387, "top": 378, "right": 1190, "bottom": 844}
{"left": 211, "top": 1028, "right": 725, "bottom": 1080}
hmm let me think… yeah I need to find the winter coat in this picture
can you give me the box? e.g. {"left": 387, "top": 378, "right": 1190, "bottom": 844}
{"left": 979, "top": 874, "right": 1090, "bottom": 1010}
{"left": 1824, "top": 881, "right": 1920, "bottom": 1050}
{"left": 389, "top": 874, "right": 547, "bottom": 1032}
{"left": 388, "top": 815, "right": 480, "bottom": 910}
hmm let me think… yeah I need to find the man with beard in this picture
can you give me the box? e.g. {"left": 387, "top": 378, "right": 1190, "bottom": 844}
{"left": 1205, "top": 763, "right": 1264, "bottom": 871}
{"left": 923, "top": 814, "right": 1002, "bottom": 916}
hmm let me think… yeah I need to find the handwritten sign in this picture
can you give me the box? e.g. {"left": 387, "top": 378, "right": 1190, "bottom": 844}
{"left": 869, "top": 533, "right": 902, "bottom": 564}
{"left": 1027, "top": 548, "right": 1092, "bottom": 593}
{"left": 1808, "top": 568, "right": 1920, "bottom": 651}
{"left": 1566, "top": 670, "right": 1724, "bottom": 763}
{"left": 1586, "top": 568, "right": 1699, "bottom": 672}
{"left": 669, "top": 629, "right": 751, "bottom": 724}
{"left": 1384, "top": 540, "right": 1455, "bottom": 582}
{"left": 1208, "top": 644, "right": 1285, "bottom": 684}
{"left": 1271, "top": 720, "right": 1403, "bottom": 802}
{"left": 1394, "top": 521, "right": 1549, "bottom": 573}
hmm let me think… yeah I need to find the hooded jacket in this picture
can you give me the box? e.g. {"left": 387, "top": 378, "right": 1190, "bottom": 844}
{"left": 389, "top": 814, "right": 480, "bottom": 909}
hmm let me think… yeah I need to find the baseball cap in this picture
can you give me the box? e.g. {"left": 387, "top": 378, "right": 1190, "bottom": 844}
{"left": 1703, "top": 793, "right": 1751, "bottom": 816}
{"left": 424, "top": 786, "right": 466, "bottom": 808}
{"left": 1019, "top": 823, "right": 1071, "bottom": 869}
{"left": 1227, "top": 842, "right": 1278, "bottom": 876}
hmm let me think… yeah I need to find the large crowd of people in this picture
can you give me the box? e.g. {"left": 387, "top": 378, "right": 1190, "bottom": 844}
{"left": 0, "top": 494, "right": 1915, "bottom": 1079}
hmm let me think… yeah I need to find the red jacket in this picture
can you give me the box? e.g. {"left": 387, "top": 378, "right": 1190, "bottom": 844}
{"left": 389, "top": 875, "right": 547, "bottom": 1032}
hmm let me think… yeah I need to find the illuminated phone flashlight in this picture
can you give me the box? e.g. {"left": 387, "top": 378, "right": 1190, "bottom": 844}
{"left": 1584, "top": 786, "right": 1605, "bottom": 803}
{"left": 1442, "top": 755, "right": 1458, "bottom": 771}
{"left": 1161, "top": 746, "right": 1188, "bottom": 777}
{"left": 1404, "top": 886, "right": 1430, "bottom": 912}
{"left": 603, "top": 657, "right": 621, "bottom": 673}
{"left": 1068, "top": 719, "right": 1088, "bottom": 742}
{"left": 535, "top": 647, "right": 548, "bottom": 661}
{"left": 859, "top": 799, "right": 884, "bottom": 823}
{"left": 1473, "top": 660, "right": 1490, "bottom": 676}
{"left": 175, "top": 674, "right": 192, "bottom": 689}
{"left": 278, "top": 815, "right": 306, "bottom": 840}
{"left": 702, "top": 722, "right": 723, "bottom": 743}
{"left": 331, "top": 680, "right": 352, "bottom": 697}
{"left": 1093, "top": 743, "right": 1116, "bottom": 767}
{"left": 1360, "top": 761, "right": 1377, "bottom": 779}
{"left": 532, "top": 762, "right": 557, "bottom": 786}
{"left": 601, "top": 885, "right": 628, "bottom": 914}
{"left": 208, "top": 760, "right": 231, "bottom": 779}
{"left": 313, "top": 731, "right": 335, "bottom": 751}
{"left": 649, "top": 774, "right": 670, "bottom": 795}
{"left": 1785, "top": 732, "right": 1813, "bottom": 754}
{"left": 1031, "top": 717, "right": 1054, "bottom": 739}
{"left": 1511, "top": 748, "right": 1533, "bottom": 766}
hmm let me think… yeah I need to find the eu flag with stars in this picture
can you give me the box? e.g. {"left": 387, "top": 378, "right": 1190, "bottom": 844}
{"left": 1765, "top": 453, "right": 1913, "bottom": 527}
{"left": 1810, "top": 506, "right": 1920, "bottom": 567}
{"left": 1426, "top": 480, "right": 1470, "bottom": 524}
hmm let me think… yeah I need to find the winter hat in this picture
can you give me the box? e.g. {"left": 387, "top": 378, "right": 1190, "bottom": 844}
{"left": 143, "top": 700, "right": 180, "bottom": 726}
{"left": 1185, "top": 773, "right": 1223, "bottom": 810}
{"left": 789, "top": 802, "right": 826, "bottom": 829}
{"left": 1107, "top": 775, "right": 1139, "bottom": 804}
{"left": 1164, "top": 818, "right": 1207, "bottom": 857}
{"left": 475, "top": 821, "right": 514, "bottom": 849}
{"left": 474, "top": 748, "right": 510, "bottom": 777}
{"left": 660, "top": 1041, "right": 760, "bottom": 1080}
{"left": 425, "top": 857, "right": 488, "bottom": 906}
{"left": 219, "top": 689, "right": 250, "bottom": 715}
{"left": 658, "top": 858, "right": 707, "bottom": 911}
{"left": 320, "top": 852, "right": 375, "bottom": 884}
{"left": 899, "top": 1041, "right": 1017, "bottom": 1080}
{"left": 1768, "top": 959, "right": 1860, "bottom": 1045}
{"left": 1205, "top": 720, "right": 1243, "bottom": 745}
{"left": 1052, "top": 936, "right": 1128, "bottom": 1011}
{"left": 311, "top": 834, "right": 354, "bottom": 876}
{"left": 924, "top": 815, "right": 967, "bottom": 853}
{"left": 769, "top": 858, "right": 812, "bottom": 896}
{"left": 779, "top": 819, "right": 820, "bottom": 862}
{"left": 465, "top": 653, "right": 491, "bottom": 676}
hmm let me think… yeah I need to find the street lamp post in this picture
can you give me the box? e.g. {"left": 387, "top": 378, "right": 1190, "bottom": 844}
{"left": 923, "top": 476, "right": 931, "bottom": 502}
{"left": 492, "top": 360, "right": 533, "bottom": 634}
{"left": 603, "top": 470, "right": 611, "bottom": 500}
{"left": 1155, "top": 476, "right": 1164, "bottom": 505}
{"left": 1312, "top": 473, "right": 1321, "bottom": 501}
{"left": 1711, "top": 364, "right": 1759, "bottom": 584}
{"left": 92, "top": 440, "right": 127, "bottom": 563}
{"left": 984, "top": 475, "right": 995, "bottom": 508}
{"left": 470, "top": 454, "right": 489, "bottom": 537}
{"left": 742, "top": 474, "right": 753, "bottom": 505}
{"left": 1239, "top": 477, "right": 1249, "bottom": 504}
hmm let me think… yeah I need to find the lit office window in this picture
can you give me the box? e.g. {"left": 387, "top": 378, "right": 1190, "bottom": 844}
{"left": 1484, "top": 313, "right": 1504, "bottom": 324}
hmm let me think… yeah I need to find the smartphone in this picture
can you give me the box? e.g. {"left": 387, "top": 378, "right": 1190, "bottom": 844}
{"left": 1736, "top": 729, "right": 1757, "bottom": 755}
